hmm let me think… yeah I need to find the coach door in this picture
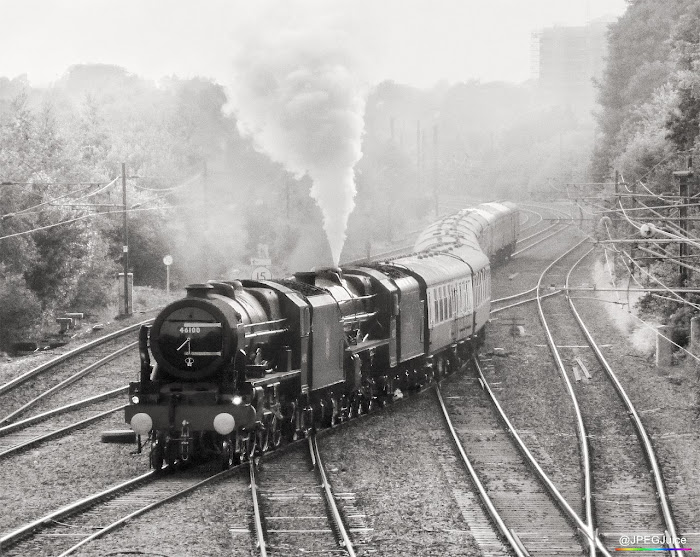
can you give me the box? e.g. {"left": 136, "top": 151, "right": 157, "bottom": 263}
{"left": 450, "top": 282, "right": 458, "bottom": 342}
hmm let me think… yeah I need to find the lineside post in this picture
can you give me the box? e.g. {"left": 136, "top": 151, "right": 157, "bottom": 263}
{"left": 673, "top": 157, "right": 693, "bottom": 288}
{"left": 655, "top": 325, "right": 673, "bottom": 370}
{"left": 690, "top": 316, "right": 700, "bottom": 357}
{"left": 121, "top": 162, "right": 131, "bottom": 316}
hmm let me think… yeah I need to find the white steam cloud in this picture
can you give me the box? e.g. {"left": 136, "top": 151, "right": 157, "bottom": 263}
{"left": 228, "top": 14, "right": 366, "bottom": 266}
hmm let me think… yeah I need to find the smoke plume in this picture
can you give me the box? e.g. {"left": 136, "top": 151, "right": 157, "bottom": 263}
{"left": 228, "top": 13, "right": 366, "bottom": 266}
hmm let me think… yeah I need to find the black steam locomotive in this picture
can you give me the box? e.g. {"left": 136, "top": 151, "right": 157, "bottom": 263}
{"left": 125, "top": 202, "right": 519, "bottom": 469}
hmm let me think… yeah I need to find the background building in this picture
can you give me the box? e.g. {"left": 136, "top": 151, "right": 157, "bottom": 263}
{"left": 531, "top": 17, "right": 615, "bottom": 114}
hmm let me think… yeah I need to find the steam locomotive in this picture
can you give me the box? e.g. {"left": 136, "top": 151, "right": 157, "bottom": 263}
{"left": 125, "top": 202, "right": 519, "bottom": 469}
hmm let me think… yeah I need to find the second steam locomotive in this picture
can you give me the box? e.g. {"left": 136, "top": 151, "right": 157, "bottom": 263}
{"left": 126, "top": 202, "right": 519, "bottom": 469}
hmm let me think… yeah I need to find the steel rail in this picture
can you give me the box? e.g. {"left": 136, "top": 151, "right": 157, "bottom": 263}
{"left": 519, "top": 210, "right": 533, "bottom": 229}
{"left": 516, "top": 220, "right": 561, "bottom": 245}
{"left": 434, "top": 384, "right": 527, "bottom": 557}
{"left": 518, "top": 208, "right": 541, "bottom": 232}
{"left": 2, "top": 463, "right": 246, "bottom": 555}
{"left": 566, "top": 248, "right": 682, "bottom": 556}
{"left": 0, "top": 318, "right": 152, "bottom": 396}
{"left": 0, "top": 342, "right": 136, "bottom": 425}
{"left": 0, "top": 385, "right": 128, "bottom": 436}
{"left": 249, "top": 460, "right": 268, "bottom": 557}
{"left": 0, "top": 471, "right": 156, "bottom": 550}
{"left": 472, "top": 356, "right": 612, "bottom": 557}
{"left": 309, "top": 434, "right": 357, "bottom": 557}
{"left": 490, "top": 290, "right": 561, "bottom": 315}
{"left": 492, "top": 286, "right": 538, "bottom": 304}
{"left": 56, "top": 466, "right": 242, "bottom": 557}
{"left": 512, "top": 225, "right": 572, "bottom": 257}
{"left": 0, "top": 404, "right": 126, "bottom": 459}
{"left": 535, "top": 237, "right": 596, "bottom": 557}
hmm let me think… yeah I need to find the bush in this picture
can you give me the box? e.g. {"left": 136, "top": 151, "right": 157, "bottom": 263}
{"left": 70, "top": 270, "right": 117, "bottom": 313}
{"left": 0, "top": 273, "right": 42, "bottom": 350}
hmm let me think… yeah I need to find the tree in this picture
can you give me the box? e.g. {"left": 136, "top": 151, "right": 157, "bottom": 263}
{"left": 0, "top": 268, "right": 41, "bottom": 351}
{"left": 592, "top": 0, "right": 692, "bottom": 180}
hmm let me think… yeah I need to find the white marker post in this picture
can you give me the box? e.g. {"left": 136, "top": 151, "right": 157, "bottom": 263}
{"left": 163, "top": 255, "right": 173, "bottom": 295}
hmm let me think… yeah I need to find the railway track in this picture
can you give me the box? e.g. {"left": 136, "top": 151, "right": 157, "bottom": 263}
{"left": 0, "top": 462, "right": 238, "bottom": 556}
{"left": 514, "top": 236, "right": 681, "bottom": 553}
{"left": 437, "top": 363, "right": 601, "bottom": 556}
{"left": 0, "top": 320, "right": 150, "bottom": 425}
{"left": 563, "top": 249, "right": 684, "bottom": 554}
{"left": 512, "top": 205, "right": 574, "bottom": 258}
{"left": 0, "top": 386, "right": 128, "bottom": 459}
{"left": 247, "top": 434, "right": 372, "bottom": 556}
{"left": 518, "top": 208, "right": 540, "bottom": 231}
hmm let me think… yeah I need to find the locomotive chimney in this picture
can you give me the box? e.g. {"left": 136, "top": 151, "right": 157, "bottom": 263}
{"left": 185, "top": 283, "right": 215, "bottom": 298}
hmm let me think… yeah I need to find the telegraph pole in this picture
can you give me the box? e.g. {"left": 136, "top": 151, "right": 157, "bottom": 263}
{"left": 202, "top": 160, "right": 209, "bottom": 278}
{"left": 286, "top": 176, "right": 291, "bottom": 222}
{"left": 433, "top": 123, "right": 439, "bottom": 217}
{"left": 416, "top": 120, "right": 421, "bottom": 189}
{"left": 673, "top": 157, "right": 693, "bottom": 286}
{"left": 614, "top": 170, "right": 620, "bottom": 224}
{"left": 121, "top": 163, "right": 130, "bottom": 315}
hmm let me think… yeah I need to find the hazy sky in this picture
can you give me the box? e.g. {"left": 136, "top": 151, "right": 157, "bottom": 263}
{"left": 1, "top": 0, "right": 628, "bottom": 88}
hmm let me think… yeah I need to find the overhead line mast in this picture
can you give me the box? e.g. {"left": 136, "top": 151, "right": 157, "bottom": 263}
{"left": 673, "top": 157, "right": 693, "bottom": 288}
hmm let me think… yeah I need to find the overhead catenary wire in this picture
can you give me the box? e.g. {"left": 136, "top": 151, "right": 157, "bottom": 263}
{"left": 131, "top": 172, "right": 202, "bottom": 192}
{"left": 0, "top": 203, "right": 206, "bottom": 242}
{"left": 1, "top": 182, "right": 102, "bottom": 220}
{"left": 596, "top": 237, "right": 700, "bottom": 365}
{"left": 0, "top": 177, "right": 121, "bottom": 221}
{"left": 617, "top": 197, "right": 700, "bottom": 248}
{"left": 599, "top": 219, "right": 700, "bottom": 316}
{"left": 621, "top": 249, "right": 700, "bottom": 312}
{"left": 599, "top": 213, "right": 700, "bottom": 310}
{"left": 0, "top": 172, "right": 215, "bottom": 224}
{"left": 68, "top": 177, "right": 120, "bottom": 202}
{"left": 628, "top": 305, "right": 700, "bottom": 365}
{"left": 0, "top": 180, "right": 107, "bottom": 187}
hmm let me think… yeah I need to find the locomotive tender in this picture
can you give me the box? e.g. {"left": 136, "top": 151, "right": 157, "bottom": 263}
{"left": 126, "top": 202, "right": 519, "bottom": 469}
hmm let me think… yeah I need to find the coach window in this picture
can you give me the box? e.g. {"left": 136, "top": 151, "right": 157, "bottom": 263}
{"left": 436, "top": 286, "right": 442, "bottom": 323}
{"left": 457, "top": 283, "right": 462, "bottom": 316}
{"left": 480, "top": 271, "right": 485, "bottom": 304}
{"left": 477, "top": 271, "right": 483, "bottom": 306}
{"left": 476, "top": 272, "right": 481, "bottom": 305}
{"left": 427, "top": 289, "right": 431, "bottom": 326}
{"left": 442, "top": 286, "right": 447, "bottom": 321}
{"left": 440, "top": 287, "right": 445, "bottom": 322}
{"left": 467, "top": 279, "right": 473, "bottom": 313}
{"left": 457, "top": 283, "right": 462, "bottom": 315}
